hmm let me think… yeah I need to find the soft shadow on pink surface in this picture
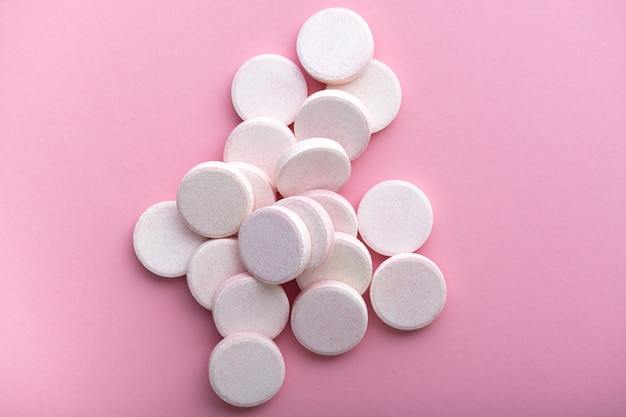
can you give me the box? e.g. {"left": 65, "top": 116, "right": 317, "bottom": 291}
{"left": 2, "top": 0, "right": 626, "bottom": 416}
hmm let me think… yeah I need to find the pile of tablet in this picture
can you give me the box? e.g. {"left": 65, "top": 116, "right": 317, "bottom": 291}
{"left": 133, "top": 8, "right": 447, "bottom": 408}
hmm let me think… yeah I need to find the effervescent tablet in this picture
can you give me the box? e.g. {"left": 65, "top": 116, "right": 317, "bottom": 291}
{"left": 275, "top": 196, "right": 334, "bottom": 271}
{"left": 238, "top": 205, "right": 311, "bottom": 284}
{"left": 327, "top": 59, "right": 402, "bottom": 133}
{"left": 294, "top": 89, "right": 370, "bottom": 161}
{"left": 357, "top": 180, "right": 433, "bottom": 256}
{"left": 223, "top": 117, "right": 296, "bottom": 184}
{"left": 301, "top": 189, "right": 358, "bottom": 236}
{"left": 275, "top": 138, "right": 351, "bottom": 197}
{"left": 229, "top": 162, "right": 276, "bottom": 210}
{"left": 133, "top": 201, "right": 206, "bottom": 278}
{"left": 370, "top": 253, "right": 446, "bottom": 331}
{"left": 297, "top": 232, "right": 372, "bottom": 295}
{"left": 209, "top": 332, "right": 285, "bottom": 407}
{"left": 231, "top": 54, "right": 307, "bottom": 125}
{"left": 297, "top": 8, "right": 374, "bottom": 84}
{"left": 186, "top": 238, "right": 246, "bottom": 310}
{"left": 212, "top": 273, "right": 289, "bottom": 339}
{"left": 291, "top": 280, "right": 368, "bottom": 355}
{"left": 176, "top": 161, "right": 253, "bottom": 238}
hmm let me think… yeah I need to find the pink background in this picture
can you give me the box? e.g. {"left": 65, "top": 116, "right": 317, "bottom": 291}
{"left": 2, "top": 1, "right": 625, "bottom": 415}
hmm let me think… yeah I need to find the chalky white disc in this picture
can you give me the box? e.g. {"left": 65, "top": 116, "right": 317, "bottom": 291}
{"left": 238, "top": 205, "right": 312, "bottom": 284}
{"left": 212, "top": 273, "right": 289, "bottom": 339}
{"left": 209, "top": 332, "right": 285, "bottom": 407}
{"left": 275, "top": 138, "right": 351, "bottom": 197}
{"left": 133, "top": 201, "right": 206, "bottom": 278}
{"left": 357, "top": 180, "right": 433, "bottom": 256}
{"left": 370, "top": 253, "right": 446, "bottom": 331}
{"left": 186, "top": 238, "right": 246, "bottom": 310}
{"left": 228, "top": 162, "right": 276, "bottom": 210}
{"left": 297, "top": 8, "right": 374, "bottom": 84}
{"left": 327, "top": 59, "right": 402, "bottom": 133}
{"left": 297, "top": 232, "right": 372, "bottom": 295}
{"left": 231, "top": 54, "right": 308, "bottom": 125}
{"left": 294, "top": 89, "right": 371, "bottom": 161}
{"left": 223, "top": 117, "right": 297, "bottom": 184}
{"left": 176, "top": 161, "right": 253, "bottom": 238}
{"left": 301, "top": 189, "right": 358, "bottom": 236}
{"left": 275, "top": 196, "right": 334, "bottom": 271}
{"left": 291, "top": 280, "right": 368, "bottom": 356}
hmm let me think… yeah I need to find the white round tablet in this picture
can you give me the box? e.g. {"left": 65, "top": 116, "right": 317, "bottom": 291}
{"left": 176, "top": 161, "right": 253, "bottom": 238}
{"left": 228, "top": 162, "right": 276, "bottom": 210}
{"left": 297, "top": 232, "right": 372, "bottom": 295}
{"left": 238, "top": 205, "right": 312, "bottom": 284}
{"left": 370, "top": 253, "right": 446, "bottom": 330}
{"left": 209, "top": 332, "right": 285, "bottom": 407}
{"left": 186, "top": 238, "right": 246, "bottom": 310}
{"left": 231, "top": 54, "right": 308, "bottom": 125}
{"left": 275, "top": 196, "right": 334, "bottom": 271}
{"left": 291, "top": 280, "right": 368, "bottom": 356}
{"left": 212, "top": 273, "right": 290, "bottom": 339}
{"left": 294, "top": 89, "right": 370, "bottom": 161}
{"left": 327, "top": 59, "right": 402, "bottom": 133}
{"left": 301, "top": 189, "right": 358, "bottom": 236}
{"left": 357, "top": 180, "right": 433, "bottom": 256}
{"left": 297, "top": 8, "right": 374, "bottom": 84}
{"left": 275, "top": 138, "right": 351, "bottom": 197}
{"left": 223, "top": 117, "right": 297, "bottom": 184}
{"left": 133, "top": 201, "right": 207, "bottom": 278}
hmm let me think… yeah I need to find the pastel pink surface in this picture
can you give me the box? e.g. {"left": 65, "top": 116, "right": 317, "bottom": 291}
{"left": 1, "top": 1, "right": 625, "bottom": 416}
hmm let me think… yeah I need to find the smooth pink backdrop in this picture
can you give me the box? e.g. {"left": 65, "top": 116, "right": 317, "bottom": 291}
{"left": 1, "top": 1, "right": 625, "bottom": 416}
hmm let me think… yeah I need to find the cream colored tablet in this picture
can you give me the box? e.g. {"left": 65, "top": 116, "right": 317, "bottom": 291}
{"left": 297, "top": 8, "right": 374, "bottom": 84}
{"left": 176, "top": 161, "right": 253, "bottom": 238}
{"left": 296, "top": 232, "right": 372, "bottom": 295}
{"left": 223, "top": 117, "right": 297, "bottom": 184}
{"left": 294, "top": 90, "right": 370, "bottom": 160}
{"left": 327, "top": 59, "right": 402, "bottom": 133}
{"left": 370, "top": 253, "right": 446, "bottom": 330}
{"left": 212, "top": 273, "right": 289, "bottom": 339}
{"left": 275, "top": 196, "right": 334, "bottom": 271}
{"left": 291, "top": 280, "right": 368, "bottom": 356}
{"left": 228, "top": 162, "right": 276, "bottom": 210}
{"left": 186, "top": 238, "right": 246, "bottom": 310}
{"left": 133, "top": 201, "right": 206, "bottom": 278}
{"left": 209, "top": 332, "right": 285, "bottom": 407}
{"left": 275, "top": 138, "right": 351, "bottom": 197}
{"left": 238, "top": 205, "right": 311, "bottom": 284}
{"left": 357, "top": 180, "right": 433, "bottom": 256}
{"left": 231, "top": 54, "right": 308, "bottom": 125}
{"left": 301, "top": 189, "right": 358, "bottom": 236}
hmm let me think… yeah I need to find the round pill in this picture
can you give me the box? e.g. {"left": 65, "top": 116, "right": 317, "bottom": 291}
{"left": 297, "top": 232, "right": 372, "bottom": 295}
{"left": 357, "top": 180, "right": 433, "bottom": 256}
{"left": 370, "top": 253, "right": 446, "bottom": 330}
{"left": 133, "top": 201, "right": 207, "bottom": 278}
{"left": 294, "top": 89, "right": 370, "bottom": 161}
{"left": 327, "top": 59, "right": 402, "bottom": 133}
{"left": 228, "top": 162, "right": 276, "bottom": 210}
{"left": 209, "top": 332, "right": 285, "bottom": 407}
{"left": 238, "top": 205, "right": 312, "bottom": 284}
{"left": 212, "top": 273, "right": 289, "bottom": 339}
{"left": 223, "top": 117, "right": 297, "bottom": 184}
{"left": 176, "top": 161, "right": 253, "bottom": 238}
{"left": 275, "top": 196, "right": 334, "bottom": 271}
{"left": 291, "top": 280, "right": 368, "bottom": 356}
{"left": 186, "top": 238, "right": 246, "bottom": 310}
{"left": 301, "top": 189, "right": 358, "bottom": 236}
{"left": 275, "top": 138, "right": 351, "bottom": 197}
{"left": 297, "top": 8, "right": 374, "bottom": 84}
{"left": 231, "top": 54, "right": 308, "bottom": 125}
